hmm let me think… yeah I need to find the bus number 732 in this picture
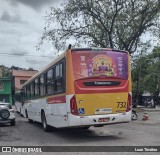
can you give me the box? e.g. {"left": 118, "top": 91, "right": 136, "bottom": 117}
{"left": 117, "top": 102, "right": 127, "bottom": 108}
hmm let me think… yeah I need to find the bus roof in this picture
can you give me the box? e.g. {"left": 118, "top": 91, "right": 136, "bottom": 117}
{"left": 71, "top": 48, "right": 129, "bottom": 54}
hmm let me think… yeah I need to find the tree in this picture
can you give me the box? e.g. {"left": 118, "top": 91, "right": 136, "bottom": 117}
{"left": 143, "top": 47, "right": 160, "bottom": 106}
{"left": 132, "top": 46, "right": 160, "bottom": 105}
{"left": 28, "top": 68, "right": 34, "bottom": 71}
{"left": 0, "top": 65, "right": 11, "bottom": 77}
{"left": 39, "top": 0, "right": 160, "bottom": 53}
{"left": 143, "top": 47, "right": 160, "bottom": 99}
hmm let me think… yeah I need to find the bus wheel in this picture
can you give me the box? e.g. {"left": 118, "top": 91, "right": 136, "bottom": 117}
{"left": 20, "top": 108, "right": 23, "bottom": 117}
{"left": 83, "top": 126, "right": 90, "bottom": 130}
{"left": 25, "top": 110, "right": 28, "bottom": 118}
{"left": 28, "top": 118, "right": 33, "bottom": 123}
{"left": 41, "top": 112, "right": 50, "bottom": 132}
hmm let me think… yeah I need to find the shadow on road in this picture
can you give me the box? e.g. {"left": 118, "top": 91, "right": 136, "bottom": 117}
{"left": 30, "top": 121, "right": 123, "bottom": 143}
{"left": 0, "top": 124, "right": 12, "bottom": 127}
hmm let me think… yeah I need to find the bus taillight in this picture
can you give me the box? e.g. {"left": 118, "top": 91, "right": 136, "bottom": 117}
{"left": 126, "top": 93, "right": 132, "bottom": 112}
{"left": 70, "top": 95, "right": 78, "bottom": 115}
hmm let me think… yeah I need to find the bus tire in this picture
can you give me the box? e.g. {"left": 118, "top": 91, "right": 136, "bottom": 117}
{"left": 41, "top": 111, "right": 50, "bottom": 132}
{"left": 25, "top": 110, "right": 28, "bottom": 118}
{"left": 28, "top": 118, "right": 33, "bottom": 123}
{"left": 83, "top": 126, "right": 90, "bottom": 130}
{"left": 20, "top": 108, "right": 23, "bottom": 117}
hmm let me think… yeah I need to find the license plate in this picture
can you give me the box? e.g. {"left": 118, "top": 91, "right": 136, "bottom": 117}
{"left": 98, "top": 117, "right": 110, "bottom": 122}
{"left": 95, "top": 108, "right": 112, "bottom": 114}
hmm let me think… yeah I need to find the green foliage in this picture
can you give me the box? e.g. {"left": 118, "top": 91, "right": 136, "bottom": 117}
{"left": 143, "top": 47, "right": 160, "bottom": 94}
{"left": 132, "top": 46, "right": 160, "bottom": 95}
{"left": 0, "top": 65, "right": 11, "bottom": 77}
{"left": 39, "top": 0, "right": 160, "bottom": 53}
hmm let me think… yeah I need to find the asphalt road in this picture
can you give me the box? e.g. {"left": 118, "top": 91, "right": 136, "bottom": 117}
{"left": 0, "top": 111, "right": 160, "bottom": 154}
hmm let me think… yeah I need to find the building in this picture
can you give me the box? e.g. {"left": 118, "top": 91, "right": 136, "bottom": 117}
{"left": 0, "top": 67, "right": 2, "bottom": 77}
{"left": 141, "top": 91, "right": 160, "bottom": 106}
{"left": 12, "top": 70, "right": 38, "bottom": 91}
{"left": 0, "top": 77, "right": 12, "bottom": 104}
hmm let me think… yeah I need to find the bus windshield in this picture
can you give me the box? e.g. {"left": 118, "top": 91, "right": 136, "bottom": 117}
{"left": 72, "top": 50, "right": 128, "bottom": 80}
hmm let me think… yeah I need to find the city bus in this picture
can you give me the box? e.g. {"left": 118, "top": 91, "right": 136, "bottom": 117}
{"left": 20, "top": 45, "right": 132, "bottom": 131}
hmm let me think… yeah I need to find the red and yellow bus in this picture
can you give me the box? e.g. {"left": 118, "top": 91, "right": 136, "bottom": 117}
{"left": 20, "top": 45, "right": 132, "bottom": 131}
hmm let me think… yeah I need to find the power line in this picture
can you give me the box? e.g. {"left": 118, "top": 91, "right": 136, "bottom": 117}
{"left": 0, "top": 52, "right": 54, "bottom": 58}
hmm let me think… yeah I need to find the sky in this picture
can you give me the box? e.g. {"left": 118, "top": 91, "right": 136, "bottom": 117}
{"left": 0, "top": 0, "right": 63, "bottom": 71}
{"left": 0, "top": 0, "right": 159, "bottom": 71}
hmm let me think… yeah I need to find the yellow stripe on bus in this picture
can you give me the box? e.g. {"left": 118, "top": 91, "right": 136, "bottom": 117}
{"left": 75, "top": 92, "right": 128, "bottom": 115}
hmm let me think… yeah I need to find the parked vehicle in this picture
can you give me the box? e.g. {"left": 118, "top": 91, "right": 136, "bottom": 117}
{"left": 144, "top": 99, "right": 154, "bottom": 108}
{"left": 131, "top": 109, "right": 138, "bottom": 121}
{"left": 0, "top": 102, "right": 16, "bottom": 126}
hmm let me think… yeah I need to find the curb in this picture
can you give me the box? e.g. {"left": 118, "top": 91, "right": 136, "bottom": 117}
{"left": 139, "top": 108, "right": 160, "bottom": 112}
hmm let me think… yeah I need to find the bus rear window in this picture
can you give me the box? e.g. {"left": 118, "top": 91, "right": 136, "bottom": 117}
{"left": 72, "top": 50, "right": 128, "bottom": 80}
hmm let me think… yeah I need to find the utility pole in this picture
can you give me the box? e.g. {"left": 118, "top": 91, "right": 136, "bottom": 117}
{"left": 136, "top": 51, "right": 142, "bottom": 105}
{"left": 154, "top": 74, "right": 160, "bottom": 108}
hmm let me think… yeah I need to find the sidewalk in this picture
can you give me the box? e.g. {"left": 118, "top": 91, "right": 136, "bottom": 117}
{"left": 137, "top": 105, "right": 160, "bottom": 112}
{"left": 134, "top": 106, "right": 160, "bottom": 124}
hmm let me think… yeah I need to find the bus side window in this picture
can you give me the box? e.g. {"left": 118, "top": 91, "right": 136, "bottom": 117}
{"left": 31, "top": 81, "right": 35, "bottom": 98}
{"left": 47, "top": 68, "right": 55, "bottom": 95}
{"left": 20, "top": 89, "right": 25, "bottom": 102}
{"left": 40, "top": 74, "right": 45, "bottom": 96}
{"left": 55, "top": 62, "right": 64, "bottom": 93}
{"left": 35, "top": 78, "right": 40, "bottom": 97}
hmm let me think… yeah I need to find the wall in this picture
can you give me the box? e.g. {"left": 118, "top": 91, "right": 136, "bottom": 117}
{"left": 0, "top": 78, "right": 12, "bottom": 104}
{"left": 15, "top": 76, "right": 30, "bottom": 90}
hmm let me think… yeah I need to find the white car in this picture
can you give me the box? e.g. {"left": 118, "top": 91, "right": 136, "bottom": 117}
{"left": 0, "top": 102, "right": 16, "bottom": 126}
